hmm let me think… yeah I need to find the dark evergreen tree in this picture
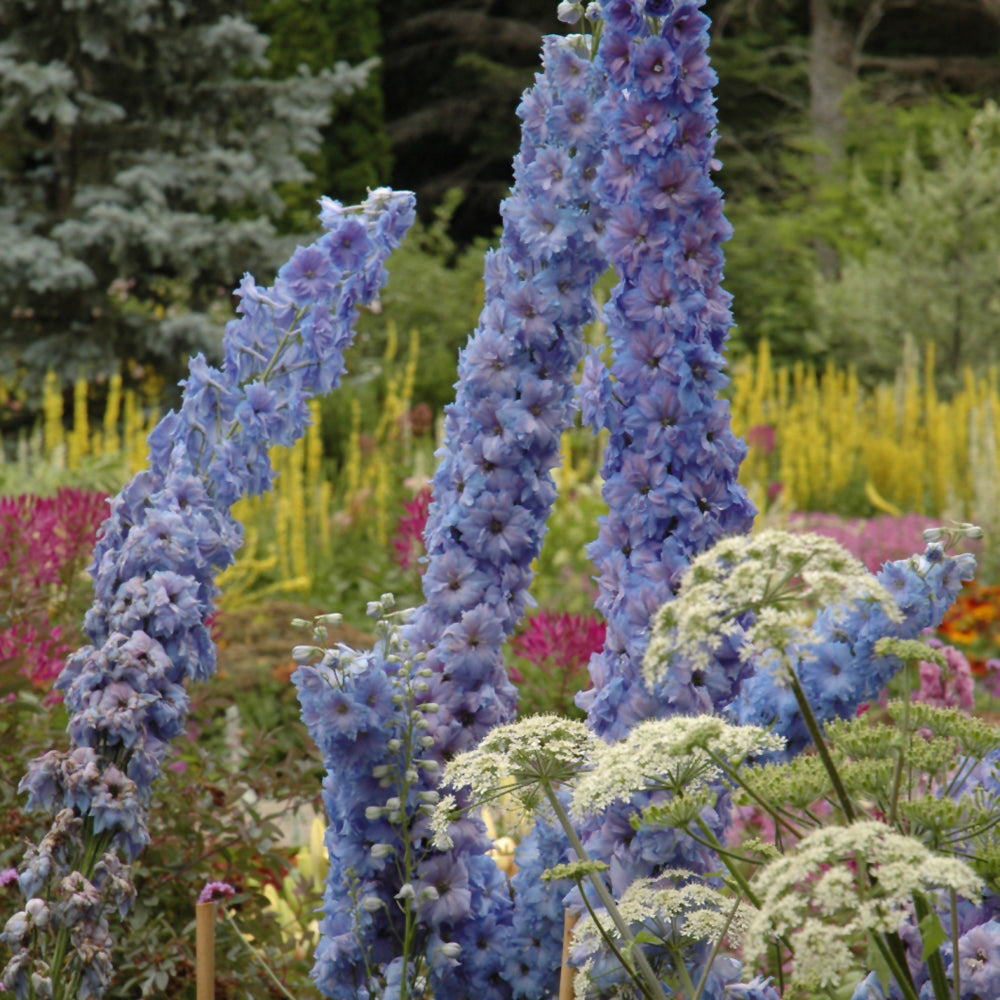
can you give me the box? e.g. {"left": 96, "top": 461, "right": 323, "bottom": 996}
{"left": 0, "top": 0, "right": 369, "bottom": 401}
{"left": 249, "top": 0, "right": 392, "bottom": 219}
{"left": 705, "top": 0, "right": 1000, "bottom": 364}
{"left": 376, "top": 0, "right": 564, "bottom": 244}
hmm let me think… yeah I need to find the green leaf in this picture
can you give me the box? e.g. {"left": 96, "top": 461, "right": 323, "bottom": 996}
{"left": 918, "top": 909, "right": 948, "bottom": 960}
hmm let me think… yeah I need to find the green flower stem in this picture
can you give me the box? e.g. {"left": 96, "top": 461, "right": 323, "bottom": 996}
{"left": 576, "top": 880, "right": 654, "bottom": 1000}
{"left": 541, "top": 783, "right": 670, "bottom": 1000}
{"left": 870, "top": 931, "right": 923, "bottom": 1000}
{"left": 689, "top": 896, "right": 741, "bottom": 1000}
{"left": 702, "top": 746, "right": 806, "bottom": 840}
{"left": 49, "top": 822, "right": 115, "bottom": 1000}
{"left": 913, "top": 892, "right": 950, "bottom": 1000}
{"left": 691, "top": 817, "right": 761, "bottom": 910}
{"left": 787, "top": 662, "right": 921, "bottom": 999}
{"left": 222, "top": 907, "right": 299, "bottom": 1000}
{"left": 670, "top": 944, "right": 700, "bottom": 999}
{"left": 786, "top": 667, "right": 856, "bottom": 822}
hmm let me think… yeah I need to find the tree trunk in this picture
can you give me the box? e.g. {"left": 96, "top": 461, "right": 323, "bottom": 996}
{"left": 808, "top": 0, "right": 856, "bottom": 171}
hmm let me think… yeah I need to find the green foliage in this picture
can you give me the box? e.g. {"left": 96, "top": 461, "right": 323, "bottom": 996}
{"left": 0, "top": 430, "right": 130, "bottom": 496}
{"left": 815, "top": 100, "right": 1000, "bottom": 388}
{"left": 249, "top": 0, "right": 392, "bottom": 219}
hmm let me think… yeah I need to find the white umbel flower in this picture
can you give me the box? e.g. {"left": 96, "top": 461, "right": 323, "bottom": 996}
{"left": 743, "top": 820, "right": 983, "bottom": 991}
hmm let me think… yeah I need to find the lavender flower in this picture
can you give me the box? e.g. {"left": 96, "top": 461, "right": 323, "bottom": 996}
{"left": 295, "top": 33, "right": 612, "bottom": 1000}
{"left": 5, "top": 189, "right": 414, "bottom": 1000}
{"left": 404, "top": 32, "right": 610, "bottom": 760}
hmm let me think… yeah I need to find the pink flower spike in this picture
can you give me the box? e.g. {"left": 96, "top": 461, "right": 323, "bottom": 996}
{"left": 0, "top": 868, "right": 19, "bottom": 889}
{"left": 197, "top": 881, "right": 236, "bottom": 904}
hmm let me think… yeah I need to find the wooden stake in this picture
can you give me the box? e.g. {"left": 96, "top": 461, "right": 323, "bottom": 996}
{"left": 196, "top": 901, "right": 216, "bottom": 1000}
{"left": 559, "top": 909, "right": 579, "bottom": 1000}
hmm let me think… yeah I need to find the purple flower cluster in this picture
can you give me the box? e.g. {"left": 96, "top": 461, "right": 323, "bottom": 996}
{"left": 6, "top": 189, "right": 414, "bottom": 1000}
{"left": 731, "top": 543, "right": 977, "bottom": 757}
{"left": 578, "top": 0, "right": 756, "bottom": 743}
{"left": 293, "top": 602, "right": 490, "bottom": 1000}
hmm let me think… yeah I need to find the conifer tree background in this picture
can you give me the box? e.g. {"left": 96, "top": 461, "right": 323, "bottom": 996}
{"left": 0, "top": 0, "right": 369, "bottom": 405}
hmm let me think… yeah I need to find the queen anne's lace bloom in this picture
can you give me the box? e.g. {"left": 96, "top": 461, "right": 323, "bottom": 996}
{"left": 744, "top": 822, "right": 982, "bottom": 992}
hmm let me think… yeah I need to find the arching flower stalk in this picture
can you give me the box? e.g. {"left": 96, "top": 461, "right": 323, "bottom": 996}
{"left": 3, "top": 189, "right": 415, "bottom": 1000}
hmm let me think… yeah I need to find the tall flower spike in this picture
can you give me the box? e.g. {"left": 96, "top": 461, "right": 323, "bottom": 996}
{"left": 294, "top": 33, "right": 611, "bottom": 1000}
{"left": 402, "top": 32, "right": 610, "bottom": 760}
{"left": 580, "top": 0, "right": 756, "bottom": 743}
{"left": 8, "top": 190, "right": 414, "bottom": 1000}
{"left": 568, "top": 6, "right": 756, "bottom": 997}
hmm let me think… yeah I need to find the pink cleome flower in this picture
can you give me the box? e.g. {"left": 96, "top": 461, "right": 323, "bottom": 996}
{"left": 392, "top": 487, "right": 432, "bottom": 572}
{"left": 509, "top": 610, "right": 605, "bottom": 683}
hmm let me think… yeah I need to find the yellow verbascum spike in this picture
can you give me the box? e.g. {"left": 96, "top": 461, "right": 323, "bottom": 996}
{"left": 42, "top": 370, "right": 65, "bottom": 458}
{"left": 103, "top": 373, "right": 122, "bottom": 456}
{"left": 67, "top": 377, "right": 89, "bottom": 470}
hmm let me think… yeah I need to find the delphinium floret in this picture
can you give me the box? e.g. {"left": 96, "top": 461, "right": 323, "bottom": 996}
{"left": 579, "top": 0, "right": 757, "bottom": 742}
{"left": 293, "top": 27, "right": 612, "bottom": 1000}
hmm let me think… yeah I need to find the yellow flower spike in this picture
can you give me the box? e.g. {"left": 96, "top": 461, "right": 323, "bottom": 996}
{"left": 67, "top": 377, "right": 89, "bottom": 470}
{"left": 103, "top": 373, "right": 122, "bottom": 456}
{"left": 344, "top": 398, "right": 362, "bottom": 499}
{"left": 42, "top": 370, "right": 64, "bottom": 458}
{"left": 384, "top": 319, "right": 398, "bottom": 364}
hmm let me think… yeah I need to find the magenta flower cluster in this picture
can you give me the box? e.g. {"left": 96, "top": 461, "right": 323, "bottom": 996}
{"left": 0, "top": 489, "right": 108, "bottom": 694}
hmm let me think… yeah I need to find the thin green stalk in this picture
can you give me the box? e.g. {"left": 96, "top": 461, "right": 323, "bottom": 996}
{"left": 690, "top": 896, "right": 741, "bottom": 1000}
{"left": 577, "top": 880, "right": 656, "bottom": 1000}
{"left": 913, "top": 893, "right": 950, "bottom": 1000}
{"left": 702, "top": 746, "right": 807, "bottom": 840}
{"left": 870, "top": 932, "right": 922, "bottom": 1000}
{"left": 222, "top": 908, "right": 298, "bottom": 1000}
{"left": 950, "top": 888, "right": 960, "bottom": 1000}
{"left": 691, "top": 817, "right": 760, "bottom": 909}
{"left": 541, "top": 783, "right": 670, "bottom": 1000}
{"left": 786, "top": 669, "right": 855, "bottom": 822}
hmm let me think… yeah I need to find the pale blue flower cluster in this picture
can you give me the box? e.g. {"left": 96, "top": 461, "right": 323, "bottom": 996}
{"left": 731, "top": 542, "right": 978, "bottom": 756}
{"left": 6, "top": 189, "right": 414, "bottom": 1000}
